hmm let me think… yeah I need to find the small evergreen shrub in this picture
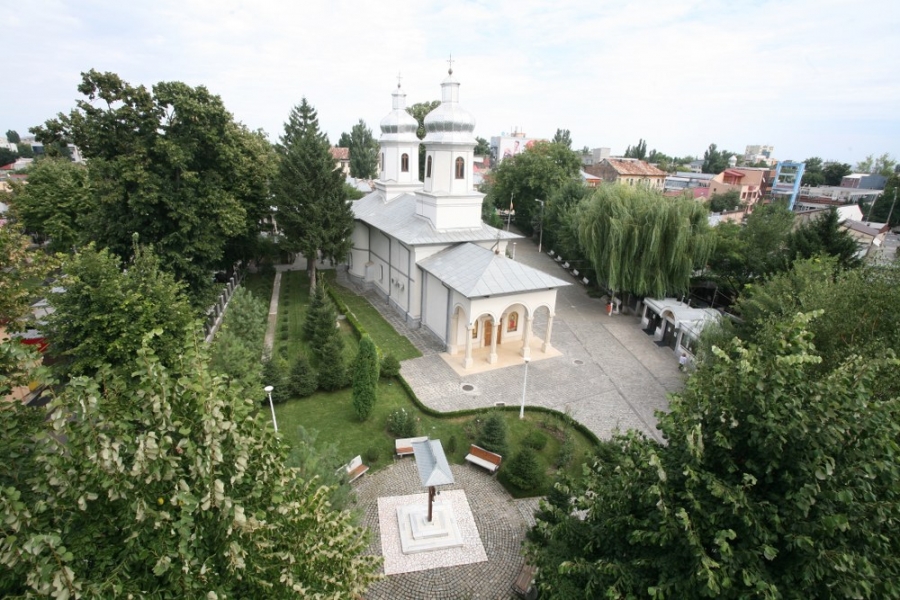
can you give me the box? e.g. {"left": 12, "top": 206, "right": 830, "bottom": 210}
{"left": 556, "top": 431, "right": 575, "bottom": 468}
{"left": 445, "top": 434, "right": 458, "bottom": 455}
{"left": 386, "top": 408, "right": 418, "bottom": 438}
{"left": 364, "top": 446, "right": 380, "bottom": 465}
{"left": 261, "top": 356, "right": 290, "bottom": 404}
{"left": 477, "top": 413, "right": 509, "bottom": 457}
{"left": 505, "top": 447, "right": 544, "bottom": 491}
{"left": 316, "top": 335, "right": 347, "bottom": 391}
{"left": 380, "top": 354, "right": 401, "bottom": 379}
{"left": 288, "top": 354, "right": 318, "bottom": 398}
{"left": 351, "top": 335, "right": 379, "bottom": 420}
{"left": 522, "top": 430, "right": 548, "bottom": 451}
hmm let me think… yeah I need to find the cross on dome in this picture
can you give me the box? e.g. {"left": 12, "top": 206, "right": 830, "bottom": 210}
{"left": 447, "top": 54, "right": 454, "bottom": 75}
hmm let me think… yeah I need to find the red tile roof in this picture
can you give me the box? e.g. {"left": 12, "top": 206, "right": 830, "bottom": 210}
{"left": 604, "top": 158, "right": 667, "bottom": 177}
{"left": 330, "top": 147, "right": 350, "bottom": 160}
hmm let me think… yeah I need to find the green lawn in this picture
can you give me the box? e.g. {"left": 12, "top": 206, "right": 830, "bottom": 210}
{"left": 251, "top": 269, "right": 597, "bottom": 498}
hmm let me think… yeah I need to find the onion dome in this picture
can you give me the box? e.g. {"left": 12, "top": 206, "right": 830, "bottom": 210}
{"left": 423, "top": 68, "right": 476, "bottom": 144}
{"left": 380, "top": 83, "right": 419, "bottom": 141}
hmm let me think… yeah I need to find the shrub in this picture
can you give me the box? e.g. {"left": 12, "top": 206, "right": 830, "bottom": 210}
{"left": 316, "top": 335, "right": 347, "bottom": 391}
{"left": 380, "top": 354, "right": 401, "bottom": 379}
{"left": 386, "top": 408, "right": 418, "bottom": 438}
{"left": 445, "top": 434, "right": 458, "bottom": 455}
{"left": 556, "top": 431, "right": 575, "bottom": 468}
{"left": 351, "top": 335, "right": 379, "bottom": 420}
{"left": 522, "top": 430, "right": 548, "bottom": 451}
{"left": 364, "top": 446, "right": 380, "bottom": 465}
{"left": 477, "top": 413, "right": 509, "bottom": 457}
{"left": 261, "top": 356, "right": 290, "bottom": 404}
{"left": 288, "top": 354, "right": 317, "bottom": 398}
{"left": 505, "top": 447, "right": 544, "bottom": 491}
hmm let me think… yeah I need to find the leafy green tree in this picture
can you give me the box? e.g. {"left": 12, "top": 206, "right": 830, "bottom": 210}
{"left": 487, "top": 140, "right": 581, "bottom": 234}
{"left": 823, "top": 162, "right": 852, "bottom": 186}
{"left": 861, "top": 174, "right": 900, "bottom": 226}
{"left": 262, "top": 356, "right": 291, "bottom": 403}
{"left": 576, "top": 184, "right": 714, "bottom": 298}
{"left": 46, "top": 241, "right": 194, "bottom": 377}
{"left": 288, "top": 354, "right": 318, "bottom": 397}
{"left": 705, "top": 201, "right": 794, "bottom": 302}
{"left": 801, "top": 156, "right": 825, "bottom": 186}
{"left": 337, "top": 131, "right": 352, "bottom": 148}
{"left": 9, "top": 158, "right": 92, "bottom": 252}
{"left": 285, "top": 425, "right": 353, "bottom": 510}
{"left": 0, "top": 147, "right": 16, "bottom": 166}
{"left": 624, "top": 138, "right": 647, "bottom": 160}
{"left": 406, "top": 100, "right": 441, "bottom": 179}
{"left": 476, "top": 413, "right": 509, "bottom": 457}
{"left": 5, "top": 129, "right": 21, "bottom": 144}
{"left": 15, "top": 142, "right": 33, "bottom": 158}
{"left": 32, "top": 70, "right": 274, "bottom": 301}
{"left": 272, "top": 98, "right": 353, "bottom": 293}
{"left": 0, "top": 222, "right": 55, "bottom": 328}
{"left": 303, "top": 283, "right": 342, "bottom": 359}
{"left": 874, "top": 153, "right": 897, "bottom": 177}
{"left": 786, "top": 207, "right": 861, "bottom": 269}
{"left": 316, "top": 334, "right": 347, "bottom": 391}
{"left": 708, "top": 189, "right": 742, "bottom": 213}
{"left": 348, "top": 119, "right": 378, "bottom": 178}
{"left": 474, "top": 136, "right": 491, "bottom": 156}
{"left": 527, "top": 312, "right": 900, "bottom": 599}
{"left": 855, "top": 154, "right": 874, "bottom": 174}
{"left": 208, "top": 287, "right": 268, "bottom": 392}
{"left": 351, "top": 334, "right": 378, "bottom": 420}
{"left": 552, "top": 128, "right": 572, "bottom": 149}
{"left": 701, "top": 143, "right": 737, "bottom": 174}
{"left": 0, "top": 336, "right": 381, "bottom": 598}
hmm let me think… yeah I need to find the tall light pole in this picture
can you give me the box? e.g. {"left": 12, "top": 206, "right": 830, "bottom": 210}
{"left": 519, "top": 357, "right": 530, "bottom": 420}
{"left": 264, "top": 385, "right": 278, "bottom": 432}
{"left": 536, "top": 199, "right": 545, "bottom": 254}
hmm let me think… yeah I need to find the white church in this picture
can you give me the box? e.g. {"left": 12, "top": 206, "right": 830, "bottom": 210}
{"left": 346, "top": 68, "right": 569, "bottom": 370}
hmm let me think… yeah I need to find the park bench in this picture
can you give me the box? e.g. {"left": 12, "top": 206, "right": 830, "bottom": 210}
{"left": 465, "top": 444, "right": 502, "bottom": 475}
{"left": 581, "top": 277, "right": 590, "bottom": 286}
{"left": 548, "top": 250, "right": 555, "bottom": 257}
{"left": 512, "top": 563, "right": 538, "bottom": 599}
{"left": 395, "top": 436, "right": 429, "bottom": 458}
{"left": 340, "top": 455, "right": 369, "bottom": 483}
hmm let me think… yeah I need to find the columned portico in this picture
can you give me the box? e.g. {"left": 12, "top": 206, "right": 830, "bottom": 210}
{"left": 520, "top": 315, "right": 534, "bottom": 360}
{"left": 464, "top": 324, "right": 474, "bottom": 368}
{"left": 542, "top": 314, "right": 555, "bottom": 352}
{"left": 489, "top": 319, "right": 500, "bottom": 364}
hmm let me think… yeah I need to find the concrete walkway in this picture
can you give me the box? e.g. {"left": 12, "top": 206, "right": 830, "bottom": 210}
{"left": 340, "top": 233, "right": 683, "bottom": 443}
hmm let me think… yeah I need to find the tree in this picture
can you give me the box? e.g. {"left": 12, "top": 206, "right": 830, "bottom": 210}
{"left": 474, "top": 136, "right": 491, "bottom": 156}
{"left": 0, "top": 221, "right": 55, "bottom": 328}
{"left": 348, "top": 119, "right": 378, "bottom": 179}
{"left": 262, "top": 355, "right": 291, "bottom": 403}
{"left": 552, "top": 128, "right": 572, "bottom": 149}
{"left": 32, "top": 70, "right": 274, "bottom": 300}
{"left": 823, "top": 162, "right": 852, "bottom": 186}
{"left": 0, "top": 336, "right": 381, "bottom": 598}
{"left": 0, "top": 147, "right": 16, "bottom": 166}
{"left": 504, "top": 446, "right": 543, "bottom": 491}
{"left": 303, "top": 283, "right": 341, "bottom": 355}
{"left": 527, "top": 312, "right": 900, "bottom": 599}
{"left": 337, "top": 131, "right": 352, "bottom": 148}
{"left": 316, "top": 334, "right": 346, "bottom": 391}
{"left": 874, "top": 153, "right": 897, "bottom": 177}
{"left": 624, "top": 138, "right": 647, "bottom": 160}
{"left": 855, "top": 154, "right": 874, "bottom": 174}
{"left": 351, "top": 334, "right": 378, "bottom": 420}
{"left": 487, "top": 140, "right": 582, "bottom": 234}
{"left": 476, "top": 413, "right": 509, "bottom": 457}
{"left": 5, "top": 129, "right": 21, "bottom": 144}
{"left": 288, "top": 354, "right": 318, "bottom": 398}
{"left": 785, "top": 207, "right": 861, "bottom": 270}
{"left": 708, "top": 189, "right": 742, "bottom": 213}
{"left": 46, "top": 241, "right": 194, "bottom": 377}
{"left": 9, "top": 158, "right": 92, "bottom": 252}
{"left": 701, "top": 143, "right": 737, "bottom": 174}
{"left": 704, "top": 201, "right": 795, "bottom": 302}
{"left": 801, "top": 156, "right": 825, "bottom": 187}
{"left": 406, "top": 100, "right": 441, "bottom": 179}
{"left": 209, "top": 287, "right": 268, "bottom": 393}
{"left": 15, "top": 142, "right": 33, "bottom": 158}
{"left": 272, "top": 98, "right": 353, "bottom": 293}
{"left": 542, "top": 179, "right": 591, "bottom": 263}
{"left": 862, "top": 174, "right": 900, "bottom": 226}
{"left": 576, "top": 184, "right": 714, "bottom": 298}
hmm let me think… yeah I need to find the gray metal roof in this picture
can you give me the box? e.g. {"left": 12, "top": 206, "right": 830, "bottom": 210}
{"left": 352, "top": 192, "right": 520, "bottom": 246}
{"left": 418, "top": 243, "right": 571, "bottom": 298}
{"left": 412, "top": 439, "right": 455, "bottom": 487}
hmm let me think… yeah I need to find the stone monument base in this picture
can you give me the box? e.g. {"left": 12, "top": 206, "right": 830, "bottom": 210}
{"left": 397, "top": 501, "right": 464, "bottom": 554}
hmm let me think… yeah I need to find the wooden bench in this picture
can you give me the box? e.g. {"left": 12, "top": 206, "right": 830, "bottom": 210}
{"left": 395, "top": 436, "right": 429, "bottom": 458}
{"left": 512, "top": 563, "right": 538, "bottom": 599}
{"left": 340, "top": 455, "right": 369, "bottom": 483}
{"left": 465, "top": 444, "right": 502, "bottom": 474}
{"left": 581, "top": 277, "right": 590, "bottom": 286}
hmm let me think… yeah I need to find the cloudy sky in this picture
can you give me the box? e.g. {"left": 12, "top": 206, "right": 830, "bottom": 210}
{"left": 4, "top": 0, "right": 898, "bottom": 165}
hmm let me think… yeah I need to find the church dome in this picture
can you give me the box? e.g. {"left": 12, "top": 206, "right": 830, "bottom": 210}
{"left": 423, "top": 69, "right": 476, "bottom": 144}
{"left": 380, "top": 84, "right": 419, "bottom": 141}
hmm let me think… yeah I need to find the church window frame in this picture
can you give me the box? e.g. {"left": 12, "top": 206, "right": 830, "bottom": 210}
{"left": 455, "top": 157, "right": 465, "bottom": 179}
{"left": 401, "top": 153, "right": 409, "bottom": 173}
{"left": 426, "top": 156, "right": 432, "bottom": 178}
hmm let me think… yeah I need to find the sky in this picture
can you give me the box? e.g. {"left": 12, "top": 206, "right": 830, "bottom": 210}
{"left": 4, "top": 0, "right": 899, "bottom": 166}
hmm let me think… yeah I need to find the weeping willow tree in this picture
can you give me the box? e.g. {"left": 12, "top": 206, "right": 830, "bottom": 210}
{"left": 576, "top": 184, "right": 715, "bottom": 298}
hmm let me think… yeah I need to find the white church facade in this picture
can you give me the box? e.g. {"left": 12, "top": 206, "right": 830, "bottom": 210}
{"left": 346, "top": 69, "right": 569, "bottom": 369}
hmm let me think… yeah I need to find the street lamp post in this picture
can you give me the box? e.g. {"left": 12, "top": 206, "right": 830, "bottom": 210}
{"left": 264, "top": 385, "right": 278, "bottom": 432}
{"left": 519, "top": 357, "right": 530, "bottom": 420}
{"left": 536, "top": 199, "right": 545, "bottom": 254}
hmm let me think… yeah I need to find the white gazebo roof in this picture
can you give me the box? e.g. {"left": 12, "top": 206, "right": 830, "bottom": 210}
{"left": 412, "top": 439, "right": 455, "bottom": 487}
{"left": 418, "top": 243, "right": 571, "bottom": 298}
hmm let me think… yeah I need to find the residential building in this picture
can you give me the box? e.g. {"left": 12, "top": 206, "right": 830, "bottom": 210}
{"left": 347, "top": 71, "right": 570, "bottom": 370}
{"left": 743, "top": 144, "right": 775, "bottom": 165}
{"left": 580, "top": 147, "right": 611, "bottom": 167}
{"left": 707, "top": 167, "right": 767, "bottom": 208}
{"left": 584, "top": 158, "right": 666, "bottom": 190}
{"left": 798, "top": 185, "right": 880, "bottom": 205}
{"left": 330, "top": 147, "right": 351, "bottom": 175}
{"left": 489, "top": 131, "right": 541, "bottom": 164}
{"left": 840, "top": 173, "right": 887, "bottom": 190}
{"left": 664, "top": 172, "right": 714, "bottom": 192}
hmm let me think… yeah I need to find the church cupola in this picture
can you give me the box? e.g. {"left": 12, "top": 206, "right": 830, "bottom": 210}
{"left": 378, "top": 80, "right": 421, "bottom": 194}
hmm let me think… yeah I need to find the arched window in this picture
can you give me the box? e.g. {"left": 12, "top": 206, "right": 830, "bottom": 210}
{"left": 401, "top": 153, "right": 409, "bottom": 173}
{"left": 455, "top": 157, "right": 465, "bottom": 179}
{"left": 426, "top": 156, "right": 432, "bottom": 178}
